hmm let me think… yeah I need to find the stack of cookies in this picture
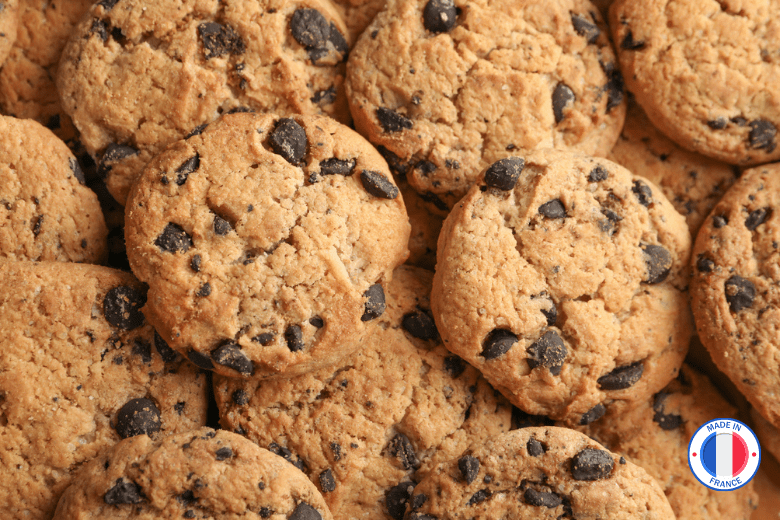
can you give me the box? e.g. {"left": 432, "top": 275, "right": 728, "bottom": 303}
{"left": 0, "top": 0, "right": 777, "bottom": 518}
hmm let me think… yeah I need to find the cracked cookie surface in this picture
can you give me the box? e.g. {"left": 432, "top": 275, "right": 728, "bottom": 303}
{"left": 0, "top": 260, "right": 208, "bottom": 520}
{"left": 214, "top": 266, "right": 512, "bottom": 520}
{"left": 432, "top": 149, "right": 693, "bottom": 426}
{"left": 126, "top": 112, "right": 410, "bottom": 380}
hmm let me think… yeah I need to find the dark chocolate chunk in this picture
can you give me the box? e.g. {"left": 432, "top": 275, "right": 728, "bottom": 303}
{"left": 732, "top": 116, "right": 748, "bottom": 126}
{"left": 309, "top": 316, "right": 324, "bottom": 328}
{"left": 215, "top": 447, "right": 233, "bottom": 461}
{"left": 153, "top": 331, "right": 180, "bottom": 363}
{"left": 311, "top": 86, "right": 337, "bottom": 105}
{"left": 104, "top": 478, "right": 144, "bottom": 505}
{"left": 360, "top": 170, "right": 399, "bottom": 199}
{"left": 176, "top": 154, "right": 200, "bottom": 185}
{"left": 411, "top": 493, "right": 428, "bottom": 510}
{"left": 458, "top": 455, "right": 479, "bottom": 484}
{"left": 320, "top": 157, "right": 356, "bottom": 176}
{"left": 190, "top": 254, "right": 202, "bottom": 272}
{"left": 414, "top": 160, "right": 437, "bottom": 177}
{"left": 270, "top": 118, "right": 308, "bottom": 164}
{"left": 641, "top": 243, "right": 672, "bottom": 284}
{"left": 481, "top": 328, "right": 517, "bottom": 360}
{"left": 538, "top": 199, "right": 567, "bottom": 219}
{"left": 187, "top": 349, "right": 215, "bottom": 370}
{"left": 713, "top": 214, "right": 728, "bottom": 228}
{"left": 402, "top": 310, "right": 438, "bottom": 340}
{"left": 524, "top": 488, "right": 562, "bottom": 508}
{"left": 69, "top": 157, "right": 86, "bottom": 185}
{"left": 745, "top": 207, "right": 771, "bottom": 230}
{"left": 290, "top": 8, "right": 348, "bottom": 63}
{"left": 552, "top": 83, "right": 575, "bottom": 124}
{"left": 652, "top": 392, "right": 682, "bottom": 430}
{"left": 227, "top": 106, "right": 254, "bottom": 114}
{"left": 32, "top": 215, "right": 43, "bottom": 237}
{"left": 696, "top": 254, "right": 715, "bottom": 273}
{"left": 330, "top": 442, "right": 342, "bottom": 460}
{"left": 588, "top": 166, "right": 608, "bottom": 182}
{"left": 268, "top": 443, "right": 307, "bottom": 471}
{"left": 104, "top": 285, "right": 146, "bottom": 330}
{"left": 252, "top": 332, "right": 275, "bottom": 346}
{"left": 597, "top": 361, "right": 644, "bottom": 390}
{"left": 748, "top": 120, "right": 777, "bottom": 152}
{"left": 725, "top": 275, "right": 755, "bottom": 313}
{"left": 213, "top": 215, "right": 232, "bottom": 236}
{"left": 289, "top": 503, "right": 322, "bottom": 520}
{"left": 423, "top": 0, "right": 457, "bottom": 33}
{"left": 98, "top": 0, "right": 120, "bottom": 10}
{"left": 484, "top": 157, "right": 524, "bottom": 191}
{"left": 541, "top": 300, "right": 557, "bottom": 326}
{"left": 132, "top": 338, "right": 152, "bottom": 364}
{"left": 707, "top": 117, "right": 727, "bottom": 130}
{"left": 444, "top": 355, "right": 466, "bottom": 378}
{"left": 361, "top": 283, "right": 386, "bottom": 321}
{"left": 198, "top": 22, "right": 245, "bottom": 59}
{"left": 571, "top": 448, "right": 614, "bottom": 480}
{"left": 386, "top": 482, "right": 413, "bottom": 520}
{"left": 91, "top": 18, "right": 108, "bottom": 41}
{"left": 115, "top": 398, "right": 161, "bottom": 439}
{"left": 579, "top": 403, "right": 606, "bottom": 425}
{"left": 259, "top": 507, "right": 272, "bottom": 518}
{"left": 319, "top": 469, "right": 336, "bottom": 493}
{"left": 526, "top": 330, "right": 567, "bottom": 375}
{"left": 388, "top": 433, "right": 419, "bottom": 470}
{"left": 632, "top": 180, "right": 652, "bottom": 206}
{"left": 571, "top": 13, "right": 600, "bottom": 43}
{"left": 211, "top": 342, "right": 254, "bottom": 376}
{"left": 621, "top": 29, "right": 645, "bottom": 50}
{"left": 527, "top": 437, "right": 545, "bottom": 457}
{"left": 285, "top": 324, "right": 305, "bottom": 352}
{"left": 196, "top": 282, "right": 211, "bottom": 297}
{"left": 232, "top": 389, "right": 249, "bottom": 406}
{"left": 604, "top": 67, "right": 625, "bottom": 113}
{"left": 376, "top": 107, "right": 413, "bottom": 133}
{"left": 154, "top": 223, "right": 193, "bottom": 253}
{"left": 467, "top": 489, "right": 489, "bottom": 506}
{"left": 98, "top": 143, "right": 138, "bottom": 179}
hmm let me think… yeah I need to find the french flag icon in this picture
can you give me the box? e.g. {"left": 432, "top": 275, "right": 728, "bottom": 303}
{"left": 701, "top": 432, "right": 750, "bottom": 477}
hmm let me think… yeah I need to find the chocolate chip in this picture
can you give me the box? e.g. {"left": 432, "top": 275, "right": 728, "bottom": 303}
{"left": 104, "top": 478, "right": 144, "bottom": 505}
{"left": 227, "top": 106, "right": 254, "bottom": 114}
{"left": 444, "top": 355, "right": 466, "bottom": 378}
{"left": 268, "top": 443, "right": 307, "bottom": 471}
{"left": 402, "top": 310, "right": 438, "bottom": 340}
{"left": 376, "top": 107, "right": 413, "bottom": 133}
{"left": 571, "top": 448, "right": 614, "bottom": 481}
{"left": 621, "top": 29, "right": 645, "bottom": 50}
{"left": 641, "top": 243, "right": 672, "bottom": 284}
{"left": 484, "top": 157, "right": 524, "bottom": 191}
{"left": 187, "top": 124, "right": 207, "bottom": 139}
{"left": 69, "top": 157, "right": 85, "bottom": 185}
{"left": 360, "top": 170, "right": 399, "bottom": 199}
{"left": 132, "top": 339, "right": 152, "bottom": 364}
{"left": 632, "top": 180, "right": 652, "bottom": 206}
{"left": 104, "top": 285, "right": 146, "bottom": 330}
{"left": 98, "top": 0, "right": 120, "bottom": 10}
{"left": 311, "top": 86, "right": 337, "bottom": 105}
{"left": 725, "top": 275, "right": 755, "bottom": 313}
{"left": 579, "top": 404, "right": 606, "bottom": 425}
{"left": 213, "top": 215, "right": 232, "bottom": 236}
{"left": 423, "top": 0, "right": 457, "bottom": 33}
{"left": 309, "top": 316, "right": 324, "bottom": 328}
{"left": 539, "top": 199, "right": 566, "bottom": 219}
{"left": 552, "top": 83, "right": 575, "bottom": 124}
{"left": 91, "top": 18, "right": 108, "bottom": 41}
{"left": 708, "top": 117, "right": 727, "bottom": 130}
{"left": 604, "top": 67, "right": 625, "bottom": 113}
{"left": 748, "top": 120, "right": 777, "bottom": 152}
{"left": 285, "top": 324, "right": 305, "bottom": 351}
{"left": 411, "top": 493, "right": 428, "bottom": 510}
{"left": 571, "top": 13, "right": 600, "bottom": 43}
{"left": 252, "top": 332, "right": 275, "bottom": 346}
{"left": 526, "top": 437, "right": 545, "bottom": 457}
{"left": 713, "top": 214, "right": 728, "bottom": 228}
{"left": 481, "top": 328, "right": 517, "bottom": 360}
{"left": 696, "top": 254, "right": 715, "bottom": 273}
{"left": 541, "top": 300, "right": 557, "bottom": 326}
{"left": 196, "top": 282, "right": 211, "bottom": 297}
{"left": 745, "top": 207, "right": 771, "bottom": 230}
{"left": 154, "top": 223, "right": 193, "bottom": 253}
{"left": 198, "top": 22, "right": 245, "bottom": 59}
{"left": 187, "top": 350, "right": 215, "bottom": 370}
{"left": 32, "top": 215, "right": 43, "bottom": 237}
{"left": 215, "top": 447, "right": 233, "bottom": 461}
{"left": 211, "top": 342, "right": 254, "bottom": 376}
{"left": 467, "top": 489, "right": 489, "bottom": 506}
{"left": 153, "top": 331, "right": 179, "bottom": 363}
{"left": 588, "top": 166, "right": 608, "bottom": 182}
{"left": 115, "top": 398, "right": 161, "bottom": 439}
{"left": 526, "top": 330, "right": 567, "bottom": 375}
{"left": 597, "top": 361, "right": 644, "bottom": 390}
{"left": 524, "top": 488, "right": 562, "bottom": 508}
{"left": 176, "top": 154, "right": 200, "bottom": 185}
{"left": 388, "top": 433, "right": 419, "bottom": 470}
{"left": 319, "top": 469, "right": 336, "bottom": 493}
{"left": 190, "top": 254, "right": 202, "bottom": 272}
{"left": 732, "top": 116, "right": 748, "bottom": 126}
{"left": 98, "top": 143, "right": 138, "bottom": 179}
{"left": 652, "top": 392, "right": 682, "bottom": 430}
{"left": 290, "top": 8, "right": 348, "bottom": 64}
{"left": 386, "top": 482, "right": 414, "bottom": 520}
{"left": 266, "top": 119, "right": 308, "bottom": 166}
{"left": 362, "top": 283, "right": 386, "bottom": 321}
{"left": 259, "top": 507, "right": 272, "bottom": 518}
{"left": 289, "top": 503, "right": 322, "bottom": 520}
{"left": 320, "top": 158, "right": 356, "bottom": 176}
{"left": 458, "top": 455, "right": 479, "bottom": 484}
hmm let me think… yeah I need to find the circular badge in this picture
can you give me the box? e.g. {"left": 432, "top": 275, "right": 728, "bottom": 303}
{"left": 688, "top": 418, "right": 761, "bottom": 491}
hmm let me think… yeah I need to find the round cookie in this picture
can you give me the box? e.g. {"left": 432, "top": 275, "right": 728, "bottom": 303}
{"left": 610, "top": 0, "right": 780, "bottom": 165}
{"left": 400, "top": 180, "right": 443, "bottom": 270}
{"left": 53, "top": 428, "right": 334, "bottom": 520}
{"left": 57, "top": 0, "right": 352, "bottom": 205}
{"left": 0, "top": 0, "right": 18, "bottom": 67}
{"left": 608, "top": 98, "right": 739, "bottom": 236}
{"left": 405, "top": 427, "right": 675, "bottom": 520}
{"left": 0, "top": 115, "right": 108, "bottom": 263}
{"left": 690, "top": 163, "right": 780, "bottom": 428}
{"left": 432, "top": 149, "right": 693, "bottom": 426}
{"left": 214, "top": 266, "right": 513, "bottom": 519}
{"left": 125, "top": 112, "right": 410, "bottom": 380}
{"left": 347, "top": 0, "right": 626, "bottom": 211}
{"left": 575, "top": 365, "right": 759, "bottom": 520}
{"left": 752, "top": 408, "right": 780, "bottom": 465}
{"left": 0, "top": 260, "right": 209, "bottom": 520}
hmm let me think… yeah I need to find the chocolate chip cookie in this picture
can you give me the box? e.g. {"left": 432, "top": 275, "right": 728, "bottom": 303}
{"left": 0, "top": 0, "right": 18, "bottom": 67}
{"left": 404, "top": 427, "right": 675, "bottom": 519}
{"left": 690, "top": 162, "right": 780, "bottom": 429}
{"left": 214, "top": 266, "right": 513, "bottom": 519}
{"left": 57, "top": 0, "right": 352, "bottom": 205}
{"left": 610, "top": 0, "right": 780, "bottom": 165}
{"left": 125, "top": 112, "right": 410, "bottom": 380}
{"left": 0, "top": 260, "right": 208, "bottom": 520}
{"left": 52, "top": 428, "right": 333, "bottom": 520}
{"left": 432, "top": 149, "right": 693, "bottom": 426}
{"left": 347, "top": 0, "right": 626, "bottom": 211}
{"left": 0, "top": 115, "right": 108, "bottom": 263}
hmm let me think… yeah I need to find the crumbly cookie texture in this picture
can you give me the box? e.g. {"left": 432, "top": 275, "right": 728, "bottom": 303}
{"left": 691, "top": 163, "right": 780, "bottom": 429}
{"left": 0, "top": 115, "right": 108, "bottom": 263}
{"left": 405, "top": 427, "right": 676, "bottom": 519}
{"left": 576, "top": 365, "right": 759, "bottom": 520}
{"left": 609, "top": 98, "right": 738, "bottom": 236}
{"left": 52, "top": 428, "right": 334, "bottom": 520}
{"left": 347, "top": 0, "right": 626, "bottom": 211}
{"left": 432, "top": 149, "right": 693, "bottom": 426}
{"left": 126, "top": 112, "right": 410, "bottom": 380}
{"left": 0, "top": 0, "right": 18, "bottom": 67}
{"left": 214, "top": 266, "right": 513, "bottom": 520}
{"left": 0, "top": 260, "right": 209, "bottom": 520}
{"left": 57, "top": 0, "right": 352, "bottom": 205}
{"left": 331, "top": 0, "right": 385, "bottom": 41}
{"left": 752, "top": 408, "right": 780, "bottom": 465}
{"left": 400, "top": 180, "right": 443, "bottom": 270}
{"left": 610, "top": 0, "right": 780, "bottom": 165}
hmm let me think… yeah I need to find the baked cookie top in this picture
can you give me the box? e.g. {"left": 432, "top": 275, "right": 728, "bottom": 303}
{"left": 0, "top": 260, "right": 209, "bottom": 520}
{"left": 404, "top": 427, "right": 675, "bottom": 520}
{"left": 126, "top": 112, "right": 410, "bottom": 380}
{"left": 0, "top": 115, "right": 108, "bottom": 263}
{"left": 432, "top": 149, "right": 693, "bottom": 426}
{"left": 214, "top": 266, "right": 513, "bottom": 520}
{"left": 347, "top": 0, "right": 626, "bottom": 211}
{"left": 610, "top": 0, "right": 780, "bottom": 165}
{"left": 691, "top": 162, "right": 780, "bottom": 428}
{"left": 0, "top": 0, "right": 18, "bottom": 67}
{"left": 57, "top": 0, "right": 352, "bottom": 205}
{"left": 53, "top": 428, "right": 334, "bottom": 520}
